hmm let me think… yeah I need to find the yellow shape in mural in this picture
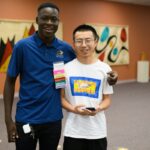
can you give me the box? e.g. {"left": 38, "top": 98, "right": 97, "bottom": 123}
{"left": 0, "top": 55, "right": 11, "bottom": 72}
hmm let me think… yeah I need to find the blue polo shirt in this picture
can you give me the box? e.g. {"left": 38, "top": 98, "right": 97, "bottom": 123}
{"left": 8, "top": 33, "right": 75, "bottom": 124}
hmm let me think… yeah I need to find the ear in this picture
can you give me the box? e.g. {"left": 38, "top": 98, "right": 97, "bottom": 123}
{"left": 72, "top": 41, "right": 75, "bottom": 48}
{"left": 94, "top": 39, "right": 98, "bottom": 46}
{"left": 72, "top": 43, "right": 75, "bottom": 50}
{"left": 94, "top": 40, "right": 98, "bottom": 51}
{"left": 72, "top": 42, "right": 76, "bottom": 53}
{"left": 36, "top": 17, "right": 38, "bottom": 24}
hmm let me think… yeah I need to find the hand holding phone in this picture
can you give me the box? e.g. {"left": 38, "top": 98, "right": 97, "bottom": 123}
{"left": 85, "top": 107, "right": 96, "bottom": 111}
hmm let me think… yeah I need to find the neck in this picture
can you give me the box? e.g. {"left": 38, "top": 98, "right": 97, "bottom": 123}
{"left": 38, "top": 33, "right": 54, "bottom": 45}
{"left": 77, "top": 54, "right": 97, "bottom": 64}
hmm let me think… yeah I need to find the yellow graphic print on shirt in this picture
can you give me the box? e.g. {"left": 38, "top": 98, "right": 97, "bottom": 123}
{"left": 70, "top": 77, "right": 101, "bottom": 98}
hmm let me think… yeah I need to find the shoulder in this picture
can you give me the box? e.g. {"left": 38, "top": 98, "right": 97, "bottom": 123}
{"left": 55, "top": 38, "right": 76, "bottom": 62}
{"left": 65, "top": 59, "right": 77, "bottom": 67}
{"left": 15, "top": 35, "right": 34, "bottom": 49}
{"left": 56, "top": 38, "right": 72, "bottom": 48}
{"left": 98, "top": 60, "right": 112, "bottom": 71}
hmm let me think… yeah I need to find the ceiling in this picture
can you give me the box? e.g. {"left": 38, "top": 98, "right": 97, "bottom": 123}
{"left": 106, "top": 0, "right": 150, "bottom": 6}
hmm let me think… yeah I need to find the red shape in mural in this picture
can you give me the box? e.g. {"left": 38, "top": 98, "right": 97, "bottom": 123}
{"left": 120, "top": 28, "right": 127, "bottom": 42}
{"left": 29, "top": 24, "right": 36, "bottom": 35}
{"left": 98, "top": 52, "right": 105, "bottom": 61}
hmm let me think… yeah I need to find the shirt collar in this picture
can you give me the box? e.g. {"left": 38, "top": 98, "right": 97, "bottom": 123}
{"left": 33, "top": 32, "right": 58, "bottom": 48}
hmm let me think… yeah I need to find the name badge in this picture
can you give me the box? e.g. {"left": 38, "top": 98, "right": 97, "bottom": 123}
{"left": 53, "top": 61, "right": 66, "bottom": 89}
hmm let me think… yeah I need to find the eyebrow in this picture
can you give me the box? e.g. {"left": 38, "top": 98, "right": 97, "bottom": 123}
{"left": 75, "top": 38, "right": 94, "bottom": 40}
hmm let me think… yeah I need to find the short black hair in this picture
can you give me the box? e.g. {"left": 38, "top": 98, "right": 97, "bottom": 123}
{"left": 73, "top": 24, "right": 99, "bottom": 41}
{"left": 37, "top": 2, "right": 60, "bottom": 13}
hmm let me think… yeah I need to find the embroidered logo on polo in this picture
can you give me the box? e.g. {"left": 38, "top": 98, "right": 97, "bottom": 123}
{"left": 70, "top": 77, "right": 101, "bottom": 98}
{"left": 56, "top": 50, "right": 64, "bottom": 58}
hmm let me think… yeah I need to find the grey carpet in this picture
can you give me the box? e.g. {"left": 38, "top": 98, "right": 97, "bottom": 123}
{"left": 106, "top": 82, "right": 150, "bottom": 150}
{"left": 0, "top": 82, "right": 150, "bottom": 150}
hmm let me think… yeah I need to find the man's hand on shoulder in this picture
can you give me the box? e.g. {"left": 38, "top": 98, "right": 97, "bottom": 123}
{"left": 107, "top": 71, "right": 118, "bottom": 85}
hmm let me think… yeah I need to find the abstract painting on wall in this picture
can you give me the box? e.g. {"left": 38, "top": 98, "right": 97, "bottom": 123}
{"left": 90, "top": 24, "right": 129, "bottom": 65}
{"left": 0, "top": 19, "right": 63, "bottom": 72}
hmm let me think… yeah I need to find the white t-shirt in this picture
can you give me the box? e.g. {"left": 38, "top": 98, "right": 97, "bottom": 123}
{"left": 63, "top": 58, "right": 113, "bottom": 139}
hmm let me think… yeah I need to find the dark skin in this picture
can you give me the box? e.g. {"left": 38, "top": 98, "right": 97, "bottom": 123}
{"left": 3, "top": 7, "right": 60, "bottom": 143}
{"left": 107, "top": 71, "right": 118, "bottom": 85}
{"left": 36, "top": 7, "right": 59, "bottom": 44}
{"left": 3, "top": 75, "right": 18, "bottom": 142}
{"left": 3, "top": 6, "right": 118, "bottom": 143}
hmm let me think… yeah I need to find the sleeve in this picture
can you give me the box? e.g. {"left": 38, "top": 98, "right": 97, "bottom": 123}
{"left": 7, "top": 42, "right": 23, "bottom": 77}
{"left": 102, "top": 64, "right": 113, "bottom": 94}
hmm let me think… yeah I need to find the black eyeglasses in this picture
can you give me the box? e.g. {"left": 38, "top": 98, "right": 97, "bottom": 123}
{"left": 74, "top": 38, "right": 95, "bottom": 46}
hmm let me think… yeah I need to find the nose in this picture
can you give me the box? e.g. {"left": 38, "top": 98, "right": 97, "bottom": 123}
{"left": 81, "top": 40, "right": 87, "bottom": 46}
{"left": 47, "top": 19, "right": 53, "bottom": 24}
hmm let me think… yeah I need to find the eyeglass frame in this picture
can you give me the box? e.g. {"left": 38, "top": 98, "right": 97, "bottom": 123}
{"left": 74, "top": 38, "right": 96, "bottom": 46}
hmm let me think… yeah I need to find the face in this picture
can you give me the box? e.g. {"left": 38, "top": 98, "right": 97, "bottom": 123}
{"left": 36, "top": 7, "right": 59, "bottom": 40}
{"left": 73, "top": 31, "right": 98, "bottom": 58}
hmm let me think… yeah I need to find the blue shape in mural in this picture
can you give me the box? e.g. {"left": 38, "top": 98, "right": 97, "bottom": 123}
{"left": 113, "top": 47, "right": 118, "bottom": 55}
{"left": 100, "top": 26, "right": 109, "bottom": 42}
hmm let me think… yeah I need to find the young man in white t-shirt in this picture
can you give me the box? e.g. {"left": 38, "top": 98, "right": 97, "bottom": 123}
{"left": 61, "top": 24, "right": 113, "bottom": 150}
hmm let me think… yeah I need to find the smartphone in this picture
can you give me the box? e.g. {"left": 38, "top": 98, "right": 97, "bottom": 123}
{"left": 86, "top": 107, "right": 96, "bottom": 111}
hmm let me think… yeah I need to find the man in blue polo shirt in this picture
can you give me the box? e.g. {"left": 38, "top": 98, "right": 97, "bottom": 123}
{"left": 3, "top": 2, "right": 118, "bottom": 150}
{"left": 3, "top": 2, "right": 76, "bottom": 150}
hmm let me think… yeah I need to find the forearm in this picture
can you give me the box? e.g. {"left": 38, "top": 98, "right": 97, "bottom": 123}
{"left": 61, "top": 88, "right": 79, "bottom": 113}
{"left": 99, "top": 95, "right": 111, "bottom": 111}
{"left": 3, "top": 76, "right": 16, "bottom": 124}
{"left": 61, "top": 97, "right": 76, "bottom": 113}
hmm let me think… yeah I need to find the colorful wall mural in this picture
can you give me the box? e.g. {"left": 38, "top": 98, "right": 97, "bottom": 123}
{"left": 90, "top": 24, "right": 129, "bottom": 65}
{"left": 0, "top": 19, "right": 63, "bottom": 72}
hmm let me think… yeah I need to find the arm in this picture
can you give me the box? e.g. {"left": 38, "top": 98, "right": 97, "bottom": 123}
{"left": 96, "top": 94, "right": 111, "bottom": 111}
{"left": 3, "top": 75, "right": 18, "bottom": 142}
{"left": 61, "top": 88, "right": 76, "bottom": 113}
{"left": 107, "top": 71, "right": 118, "bottom": 85}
